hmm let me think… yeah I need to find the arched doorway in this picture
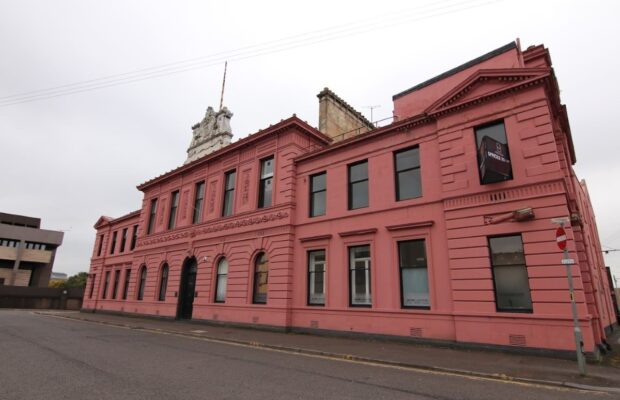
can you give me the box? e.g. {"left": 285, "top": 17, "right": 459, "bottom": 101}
{"left": 178, "top": 257, "right": 198, "bottom": 319}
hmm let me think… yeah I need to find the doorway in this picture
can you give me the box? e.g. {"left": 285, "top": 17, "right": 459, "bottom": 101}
{"left": 178, "top": 258, "right": 197, "bottom": 319}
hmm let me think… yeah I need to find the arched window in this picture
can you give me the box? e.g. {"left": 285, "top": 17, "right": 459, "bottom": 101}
{"left": 214, "top": 258, "right": 228, "bottom": 303}
{"left": 158, "top": 264, "right": 169, "bottom": 301}
{"left": 253, "top": 252, "right": 268, "bottom": 304}
{"left": 137, "top": 266, "right": 147, "bottom": 300}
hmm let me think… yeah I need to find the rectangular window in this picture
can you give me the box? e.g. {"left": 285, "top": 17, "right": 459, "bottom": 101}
{"left": 398, "top": 240, "right": 430, "bottom": 308}
{"left": 394, "top": 147, "right": 421, "bottom": 201}
{"left": 168, "top": 191, "right": 180, "bottom": 230}
{"left": 222, "top": 170, "right": 236, "bottom": 217}
{"left": 348, "top": 161, "right": 369, "bottom": 210}
{"left": 476, "top": 121, "right": 513, "bottom": 185}
{"left": 109, "top": 232, "right": 117, "bottom": 255}
{"left": 307, "top": 250, "right": 326, "bottom": 305}
{"left": 130, "top": 225, "right": 138, "bottom": 250}
{"left": 349, "top": 245, "right": 371, "bottom": 306}
{"left": 193, "top": 181, "right": 205, "bottom": 224}
{"left": 122, "top": 270, "right": 131, "bottom": 300}
{"left": 89, "top": 274, "right": 95, "bottom": 298}
{"left": 120, "top": 228, "right": 128, "bottom": 253}
{"left": 147, "top": 198, "right": 158, "bottom": 234}
{"left": 309, "top": 172, "right": 326, "bottom": 217}
{"left": 97, "top": 234, "right": 104, "bottom": 256}
{"left": 258, "top": 156, "right": 274, "bottom": 208}
{"left": 489, "top": 235, "right": 532, "bottom": 312}
{"left": 112, "top": 270, "right": 120, "bottom": 299}
{"left": 103, "top": 271, "right": 110, "bottom": 299}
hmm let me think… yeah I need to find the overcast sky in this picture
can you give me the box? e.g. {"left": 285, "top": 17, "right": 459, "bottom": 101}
{"left": 1, "top": 0, "right": 620, "bottom": 282}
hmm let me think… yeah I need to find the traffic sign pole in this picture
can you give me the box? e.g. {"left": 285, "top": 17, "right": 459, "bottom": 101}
{"left": 557, "top": 221, "right": 586, "bottom": 376}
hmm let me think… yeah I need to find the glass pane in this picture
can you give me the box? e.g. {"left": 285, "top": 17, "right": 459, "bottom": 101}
{"left": 225, "top": 171, "right": 236, "bottom": 190}
{"left": 489, "top": 236, "right": 525, "bottom": 265}
{"left": 494, "top": 265, "right": 532, "bottom": 310}
{"left": 351, "top": 268, "right": 371, "bottom": 305}
{"left": 349, "top": 161, "right": 368, "bottom": 182}
{"left": 395, "top": 147, "right": 419, "bottom": 171}
{"left": 397, "top": 169, "right": 421, "bottom": 200}
{"left": 261, "top": 158, "right": 274, "bottom": 178}
{"left": 350, "top": 180, "right": 368, "bottom": 209}
{"left": 399, "top": 240, "right": 426, "bottom": 268}
{"left": 311, "top": 191, "right": 326, "bottom": 216}
{"left": 309, "top": 250, "right": 325, "bottom": 268}
{"left": 260, "top": 178, "right": 272, "bottom": 207}
{"left": 223, "top": 191, "right": 234, "bottom": 216}
{"left": 401, "top": 268, "right": 429, "bottom": 307}
{"left": 475, "top": 121, "right": 507, "bottom": 148}
{"left": 218, "top": 259, "right": 228, "bottom": 274}
{"left": 311, "top": 173, "right": 326, "bottom": 192}
{"left": 216, "top": 274, "right": 227, "bottom": 302}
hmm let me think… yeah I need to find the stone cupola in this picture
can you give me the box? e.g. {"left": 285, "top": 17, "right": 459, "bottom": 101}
{"left": 185, "top": 106, "right": 233, "bottom": 164}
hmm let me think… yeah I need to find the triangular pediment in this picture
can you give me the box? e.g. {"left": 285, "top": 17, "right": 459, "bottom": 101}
{"left": 425, "top": 68, "right": 550, "bottom": 115}
{"left": 94, "top": 216, "right": 113, "bottom": 229}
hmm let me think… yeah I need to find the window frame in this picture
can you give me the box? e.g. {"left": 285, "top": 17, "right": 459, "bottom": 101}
{"left": 252, "top": 252, "right": 268, "bottom": 304}
{"left": 168, "top": 191, "right": 180, "bottom": 230}
{"left": 147, "top": 198, "right": 158, "bottom": 235}
{"left": 193, "top": 181, "right": 206, "bottom": 224}
{"left": 89, "top": 274, "right": 96, "bottom": 298}
{"left": 348, "top": 245, "right": 372, "bottom": 307}
{"left": 111, "top": 269, "right": 120, "bottom": 299}
{"left": 120, "top": 228, "right": 128, "bottom": 253}
{"left": 222, "top": 170, "right": 236, "bottom": 217}
{"left": 309, "top": 172, "right": 327, "bottom": 217}
{"left": 214, "top": 257, "right": 228, "bottom": 303}
{"left": 475, "top": 120, "right": 513, "bottom": 185}
{"left": 258, "top": 156, "right": 274, "bottom": 209}
{"left": 394, "top": 146, "right": 422, "bottom": 201}
{"left": 109, "top": 231, "right": 117, "bottom": 255}
{"left": 102, "top": 271, "right": 110, "bottom": 299}
{"left": 158, "top": 264, "right": 169, "bottom": 301}
{"left": 398, "top": 239, "right": 430, "bottom": 309}
{"left": 307, "top": 249, "right": 326, "bottom": 306}
{"left": 348, "top": 160, "right": 369, "bottom": 210}
{"left": 96, "top": 234, "right": 104, "bottom": 256}
{"left": 122, "top": 269, "right": 131, "bottom": 300}
{"left": 137, "top": 266, "right": 147, "bottom": 301}
{"left": 130, "top": 225, "right": 138, "bottom": 251}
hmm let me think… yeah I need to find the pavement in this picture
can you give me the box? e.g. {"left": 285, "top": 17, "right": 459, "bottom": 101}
{"left": 37, "top": 310, "right": 620, "bottom": 394}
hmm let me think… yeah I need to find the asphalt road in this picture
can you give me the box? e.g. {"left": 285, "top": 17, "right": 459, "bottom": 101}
{"left": 0, "top": 310, "right": 609, "bottom": 400}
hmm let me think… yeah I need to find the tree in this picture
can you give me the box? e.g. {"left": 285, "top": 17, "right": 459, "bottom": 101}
{"left": 49, "top": 272, "right": 88, "bottom": 289}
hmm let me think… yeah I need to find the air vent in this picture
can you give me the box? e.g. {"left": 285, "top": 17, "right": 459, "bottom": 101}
{"left": 410, "top": 327, "right": 423, "bottom": 338}
{"left": 310, "top": 320, "right": 319, "bottom": 329}
{"left": 509, "top": 334, "right": 526, "bottom": 346}
{"left": 252, "top": 316, "right": 259, "bottom": 323}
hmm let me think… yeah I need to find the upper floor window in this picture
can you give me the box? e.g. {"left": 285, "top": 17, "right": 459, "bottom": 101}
{"left": 112, "top": 270, "right": 120, "bottom": 299}
{"left": 475, "top": 121, "right": 513, "bottom": 185}
{"left": 109, "top": 231, "right": 117, "bottom": 255}
{"left": 488, "top": 235, "right": 532, "bottom": 312}
{"left": 308, "top": 250, "right": 326, "bottom": 305}
{"left": 122, "top": 269, "right": 131, "bottom": 300}
{"left": 120, "top": 228, "right": 128, "bottom": 253}
{"left": 258, "top": 157, "right": 274, "bottom": 208}
{"left": 158, "top": 264, "right": 169, "bottom": 301}
{"left": 309, "top": 172, "right": 326, "bottom": 217}
{"left": 398, "top": 239, "right": 429, "bottom": 308}
{"left": 193, "top": 181, "right": 205, "bottom": 224}
{"left": 215, "top": 258, "right": 228, "bottom": 303}
{"left": 349, "top": 245, "right": 371, "bottom": 306}
{"left": 147, "top": 198, "right": 158, "bottom": 235}
{"left": 97, "top": 234, "right": 104, "bottom": 256}
{"left": 130, "top": 225, "right": 138, "bottom": 250}
{"left": 168, "top": 191, "right": 180, "bottom": 230}
{"left": 222, "top": 170, "right": 236, "bottom": 217}
{"left": 253, "top": 253, "right": 269, "bottom": 304}
{"left": 348, "top": 161, "right": 369, "bottom": 210}
{"left": 137, "top": 266, "right": 147, "bottom": 301}
{"left": 394, "top": 147, "right": 421, "bottom": 201}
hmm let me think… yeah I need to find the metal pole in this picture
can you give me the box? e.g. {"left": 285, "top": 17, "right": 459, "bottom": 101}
{"left": 562, "top": 221, "right": 587, "bottom": 375}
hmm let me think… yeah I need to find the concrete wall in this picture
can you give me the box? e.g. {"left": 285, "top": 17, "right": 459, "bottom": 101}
{"left": 0, "top": 286, "right": 83, "bottom": 310}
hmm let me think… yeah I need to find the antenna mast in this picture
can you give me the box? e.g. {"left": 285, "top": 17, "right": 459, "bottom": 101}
{"left": 219, "top": 61, "right": 228, "bottom": 111}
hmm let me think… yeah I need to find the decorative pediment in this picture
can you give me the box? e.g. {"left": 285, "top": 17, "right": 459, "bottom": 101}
{"left": 425, "top": 68, "right": 551, "bottom": 116}
{"left": 94, "top": 216, "right": 113, "bottom": 229}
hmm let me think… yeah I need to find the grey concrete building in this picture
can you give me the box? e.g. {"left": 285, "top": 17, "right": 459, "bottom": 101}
{"left": 0, "top": 212, "right": 64, "bottom": 287}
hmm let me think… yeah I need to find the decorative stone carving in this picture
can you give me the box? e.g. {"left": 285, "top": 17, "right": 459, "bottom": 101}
{"left": 185, "top": 106, "right": 234, "bottom": 164}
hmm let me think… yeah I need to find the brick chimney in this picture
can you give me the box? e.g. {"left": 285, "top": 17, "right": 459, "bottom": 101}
{"left": 317, "top": 88, "right": 374, "bottom": 142}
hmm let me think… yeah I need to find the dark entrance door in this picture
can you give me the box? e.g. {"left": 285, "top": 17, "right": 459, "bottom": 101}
{"left": 178, "top": 258, "right": 197, "bottom": 319}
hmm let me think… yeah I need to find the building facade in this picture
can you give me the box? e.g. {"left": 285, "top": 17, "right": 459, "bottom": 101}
{"left": 83, "top": 42, "right": 617, "bottom": 356}
{"left": 0, "top": 212, "right": 64, "bottom": 287}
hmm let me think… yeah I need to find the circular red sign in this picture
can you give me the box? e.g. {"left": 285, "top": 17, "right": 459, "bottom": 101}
{"left": 556, "top": 227, "right": 567, "bottom": 250}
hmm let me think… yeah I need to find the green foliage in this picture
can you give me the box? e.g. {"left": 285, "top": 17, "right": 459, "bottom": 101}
{"left": 49, "top": 272, "right": 88, "bottom": 288}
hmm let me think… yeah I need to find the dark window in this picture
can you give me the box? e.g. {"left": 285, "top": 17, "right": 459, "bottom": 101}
{"left": 97, "top": 235, "right": 104, "bottom": 256}
{"left": 394, "top": 147, "right": 421, "bottom": 201}
{"left": 112, "top": 270, "right": 120, "bottom": 299}
{"left": 168, "top": 191, "right": 180, "bottom": 230}
{"left": 147, "top": 198, "right": 158, "bottom": 234}
{"left": 103, "top": 271, "right": 110, "bottom": 299}
{"left": 158, "top": 264, "right": 169, "bottom": 301}
{"left": 193, "top": 181, "right": 205, "bottom": 224}
{"left": 0, "top": 278, "right": 4, "bottom": 285}
{"left": 89, "top": 274, "right": 95, "bottom": 298}
{"left": 109, "top": 232, "right": 117, "bottom": 255}
{"left": 214, "top": 258, "right": 228, "bottom": 303}
{"left": 398, "top": 240, "right": 429, "bottom": 308}
{"left": 130, "top": 225, "right": 138, "bottom": 250}
{"left": 120, "top": 228, "right": 128, "bottom": 253}
{"left": 122, "top": 270, "right": 131, "bottom": 300}
{"left": 489, "top": 235, "right": 532, "bottom": 312}
{"left": 348, "top": 161, "right": 369, "bottom": 210}
{"left": 222, "top": 171, "right": 236, "bottom": 216}
{"left": 475, "top": 121, "right": 513, "bottom": 185}
{"left": 137, "top": 266, "right": 147, "bottom": 300}
{"left": 309, "top": 172, "right": 326, "bottom": 217}
{"left": 253, "top": 253, "right": 268, "bottom": 304}
{"left": 307, "top": 250, "right": 326, "bottom": 305}
{"left": 258, "top": 157, "right": 274, "bottom": 208}
{"left": 349, "top": 245, "right": 371, "bottom": 306}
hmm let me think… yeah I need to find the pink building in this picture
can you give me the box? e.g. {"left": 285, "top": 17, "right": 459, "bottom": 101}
{"left": 83, "top": 42, "right": 617, "bottom": 357}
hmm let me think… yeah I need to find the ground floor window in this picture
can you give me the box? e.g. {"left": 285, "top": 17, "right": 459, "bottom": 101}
{"left": 307, "top": 250, "right": 325, "bottom": 305}
{"left": 137, "top": 266, "right": 147, "bottom": 301}
{"left": 215, "top": 258, "right": 228, "bottom": 303}
{"left": 253, "top": 253, "right": 268, "bottom": 304}
{"left": 89, "top": 274, "right": 95, "bottom": 298}
{"left": 112, "top": 270, "right": 120, "bottom": 299}
{"left": 122, "top": 270, "right": 130, "bottom": 300}
{"left": 489, "top": 235, "right": 532, "bottom": 312}
{"left": 102, "top": 271, "right": 110, "bottom": 299}
{"left": 398, "top": 240, "right": 430, "bottom": 308}
{"left": 158, "top": 264, "right": 169, "bottom": 301}
{"left": 349, "top": 245, "right": 371, "bottom": 306}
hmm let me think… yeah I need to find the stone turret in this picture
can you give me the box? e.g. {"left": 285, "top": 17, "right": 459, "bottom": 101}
{"left": 185, "top": 106, "right": 233, "bottom": 164}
